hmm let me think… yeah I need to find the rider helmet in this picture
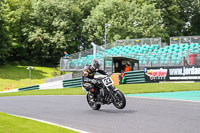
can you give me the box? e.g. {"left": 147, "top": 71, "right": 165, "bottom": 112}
{"left": 91, "top": 59, "right": 100, "bottom": 70}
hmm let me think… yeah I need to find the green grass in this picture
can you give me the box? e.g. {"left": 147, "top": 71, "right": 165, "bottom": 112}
{"left": 0, "top": 112, "right": 77, "bottom": 133}
{"left": 0, "top": 64, "right": 60, "bottom": 91}
{"left": 0, "top": 83, "right": 200, "bottom": 97}
{"left": 0, "top": 87, "right": 85, "bottom": 97}
{"left": 118, "top": 82, "right": 200, "bottom": 94}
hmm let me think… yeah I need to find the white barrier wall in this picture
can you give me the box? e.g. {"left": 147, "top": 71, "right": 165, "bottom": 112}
{"left": 0, "top": 89, "right": 19, "bottom": 93}
{"left": 40, "top": 80, "right": 63, "bottom": 90}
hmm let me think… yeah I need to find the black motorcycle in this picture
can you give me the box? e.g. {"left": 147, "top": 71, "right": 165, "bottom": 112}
{"left": 82, "top": 75, "right": 126, "bottom": 110}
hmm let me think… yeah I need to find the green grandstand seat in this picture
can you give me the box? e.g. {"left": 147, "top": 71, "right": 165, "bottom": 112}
{"left": 185, "top": 45, "right": 190, "bottom": 49}
{"left": 96, "top": 55, "right": 101, "bottom": 59}
{"left": 189, "top": 48, "right": 196, "bottom": 53}
{"left": 160, "top": 48, "right": 164, "bottom": 51}
{"left": 196, "top": 43, "right": 200, "bottom": 48}
{"left": 163, "top": 58, "right": 170, "bottom": 64}
{"left": 171, "top": 44, "right": 178, "bottom": 47}
{"left": 132, "top": 45, "right": 138, "bottom": 49}
{"left": 174, "top": 49, "right": 180, "bottom": 53}
{"left": 152, "top": 50, "right": 157, "bottom": 53}
{"left": 149, "top": 45, "right": 154, "bottom": 50}
{"left": 169, "top": 48, "right": 175, "bottom": 52}
{"left": 81, "top": 57, "right": 87, "bottom": 59}
{"left": 143, "top": 60, "right": 147, "bottom": 64}
{"left": 160, "top": 56, "right": 166, "bottom": 64}
{"left": 164, "top": 46, "right": 170, "bottom": 49}
{"left": 160, "top": 60, "right": 164, "bottom": 64}
{"left": 105, "top": 49, "right": 109, "bottom": 52}
{"left": 168, "top": 50, "right": 174, "bottom": 54}
{"left": 131, "top": 49, "right": 136, "bottom": 53}
{"left": 183, "top": 52, "right": 189, "bottom": 57}
{"left": 180, "top": 44, "right": 186, "bottom": 47}
{"left": 142, "top": 45, "right": 148, "bottom": 49}
{"left": 105, "top": 61, "right": 112, "bottom": 67}
{"left": 127, "top": 46, "right": 132, "bottom": 50}
{"left": 176, "top": 59, "right": 181, "bottom": 64}
{"left": 175, "top": 46, "right": 180, "bottom": 49}
{"left": 164, "top": 49, "right": 169, "bottom": 53}
{"left": 180, "top": 47, "right": 185, "bottom": 52}
{"left": 191, "top": 43, "right": 197, "bottom": 47}
{"left": 105, "top": 53, "right": 109, "bottom": 56}
{"left": 171, "top": 59, "right": 176, "bottom": 64}
{"left": 152, "top": 59, "right": 158, "bottom": 64}
{"left": 153, "top": 44, "right": 159, "bottom": 50}
{"left": 149, "top": 57, "right": 154, "bottom": 62}
{"left": 195, "top": 49, "right": 200, "bottom": 53}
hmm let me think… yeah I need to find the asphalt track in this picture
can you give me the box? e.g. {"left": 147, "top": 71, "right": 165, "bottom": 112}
{"left": 0, "top": 95, "right": 200, "bottom": 133}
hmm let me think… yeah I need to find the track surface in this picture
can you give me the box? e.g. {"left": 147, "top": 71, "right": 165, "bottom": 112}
{"left": 0, "top": 95, "right": 200, "bottom": 133}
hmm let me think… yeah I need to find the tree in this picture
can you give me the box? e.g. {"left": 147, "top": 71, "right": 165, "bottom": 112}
{"left": 72, "top": 0, "right": 102, "bottom": 49}
{"left": 1, "top": 0, "right": 33, "bottom": 62}
{"left": 26, "top": 0, "right": 83, "bottom": 64}
{"left": 82, "top": 0, "right": 166, "bottom": 45}
{"left": 187, "top": 0, "right": 200, "bottom": 35}
{"left": 152, "top": 0, "right": 200, "bottom": 38}
{"left": 0, "top": 1, "right": 11, "bottom": 64}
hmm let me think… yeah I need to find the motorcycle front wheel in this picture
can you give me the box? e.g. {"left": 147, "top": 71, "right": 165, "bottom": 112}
{"left": 87, "top": 93, "right": 101, "bottom": 110}
{"left": 113, "top": 90, "right": 126, "bottom": 109}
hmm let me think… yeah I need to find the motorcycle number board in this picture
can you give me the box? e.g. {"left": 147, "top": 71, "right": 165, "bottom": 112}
{"left": 102, "top": 77, "right": 113, "bottom": 86}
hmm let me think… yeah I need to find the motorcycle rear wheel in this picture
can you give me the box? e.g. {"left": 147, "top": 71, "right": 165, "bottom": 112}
{"left": 87, "top": 93, "right": 101, "bottom": 110}
{"left": 113, "top": 90, "right": 126, "bottom": 109}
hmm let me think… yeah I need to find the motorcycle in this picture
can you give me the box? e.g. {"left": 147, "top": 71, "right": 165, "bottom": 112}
{"left": 82, "top": 75, "right": 126, "bottom": 110}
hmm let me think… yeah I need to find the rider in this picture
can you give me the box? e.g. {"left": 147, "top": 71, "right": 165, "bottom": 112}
{"left": 82, "top": 59, "right": 108, "bottom": 93}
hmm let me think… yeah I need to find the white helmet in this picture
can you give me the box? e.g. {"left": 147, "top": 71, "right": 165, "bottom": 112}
{"left": 91, "top": 59, "right": 100, "bottom": 70}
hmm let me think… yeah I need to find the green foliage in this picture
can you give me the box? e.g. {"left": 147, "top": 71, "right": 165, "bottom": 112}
{"left": 151, "top": 0, "right": 200, "bottom": 42}
{"left": 0, "top": 0, "right": 200, "bottom": 64}
{"left": 83, "top": 0, "right": 166, "bottom": 45}
{"left": 1, "top": 0, "right": 33, "bottom": 61}
{"left": 26, "top": 0, "right": 83, "bottom": 64}
{"left": 0, "top": 2, "right": 12, "bottom": 65}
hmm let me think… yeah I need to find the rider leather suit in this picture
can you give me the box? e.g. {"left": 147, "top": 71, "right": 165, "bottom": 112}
{"left": 82, "top": 65, "right": 107, "bottom": 92}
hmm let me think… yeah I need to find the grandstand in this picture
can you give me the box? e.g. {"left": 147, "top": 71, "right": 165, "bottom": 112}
{"left": 60, "top": 36, "right": 200, "bottom": 73}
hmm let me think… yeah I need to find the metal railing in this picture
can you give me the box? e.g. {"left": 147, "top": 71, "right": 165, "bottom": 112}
{"left": 60, "top": 44, "right": 105, "bottom": 71}
{"left": 103, "top": 37, "right": 162, "bottom": 49}
{"left": 60, "top": 37, "right": 200, "bottom": 72}
{"left": 170, "top": 36, "right": 200, "bottom": 45}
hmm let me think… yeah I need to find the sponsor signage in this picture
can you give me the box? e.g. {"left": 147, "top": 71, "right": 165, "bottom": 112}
{"left": 144, "top": 68, "right": 167, "bottom": 81}
{"left": 144, "top": 66, "right": 200, "bottom": 82}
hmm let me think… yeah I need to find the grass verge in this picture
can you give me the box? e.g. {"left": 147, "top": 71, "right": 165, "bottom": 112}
{"left": 0, "top": 64, "right": 61, "bottom": 91}
{"left": 0, "top": 87, "right": 85, "bottom": 97}
{"left": 118, "top": 82, "right": 200, "bottom": 94}
{"left": 0, "top": 112, "right": 77, "bottom": 133}
{"left": 0, "top": 82, "right": 200, "bottom": 97}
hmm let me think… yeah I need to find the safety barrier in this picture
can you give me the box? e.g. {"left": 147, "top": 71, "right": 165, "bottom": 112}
{"left": 0, "top": 71, "right": 147, "bottom": 93}
{"left": 40, "top": 81, "right": 63, "bottom": 90}
{"left": 63, "top": 77, "right": 82, "bottom": 88}
{"left": 124, "top": 70, "right": 146, "bottom": 84}
{"left": 18, "top": 85, "right": 40, "bottom": 91}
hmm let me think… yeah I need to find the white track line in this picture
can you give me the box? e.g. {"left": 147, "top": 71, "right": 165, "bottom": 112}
{"left": 127, "top": 96, "right": 200, "bottom": 103}
{"left": 6, "top": 113, "right": 90, "bottom": 133}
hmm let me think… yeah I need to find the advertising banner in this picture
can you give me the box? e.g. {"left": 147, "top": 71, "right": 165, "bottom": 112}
{"left": 144, "top": 66, "right": 200, "bottom": 82}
